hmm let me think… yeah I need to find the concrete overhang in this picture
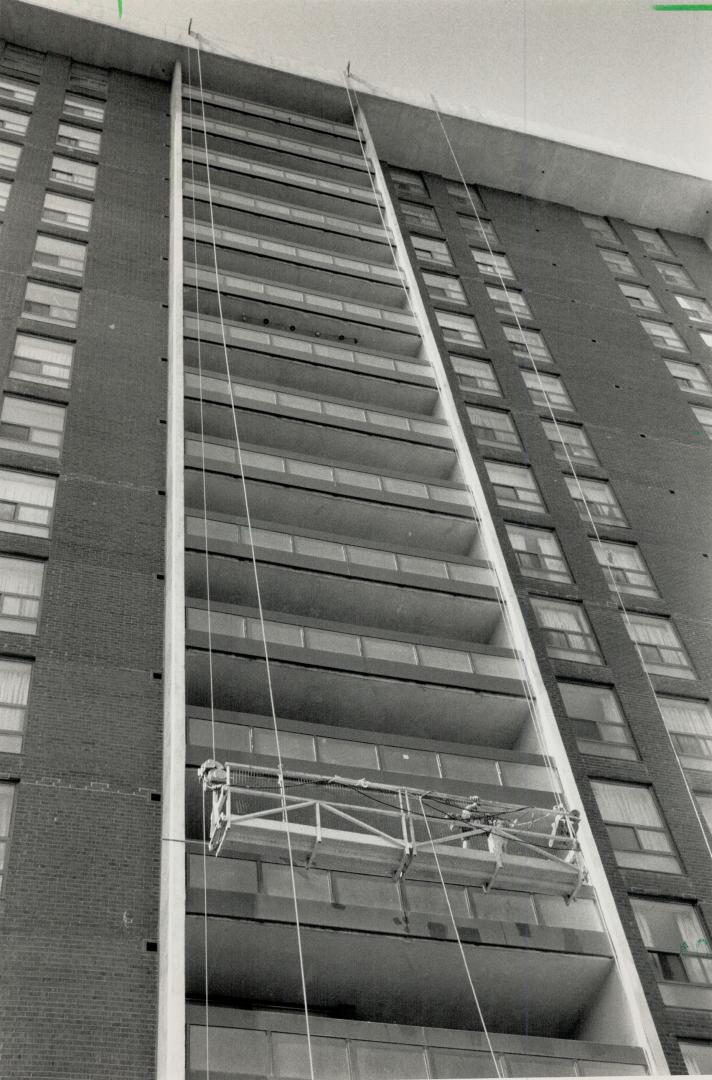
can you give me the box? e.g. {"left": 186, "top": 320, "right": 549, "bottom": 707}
{"left": 2, "top": 0, "right": 711, "bottom": 241}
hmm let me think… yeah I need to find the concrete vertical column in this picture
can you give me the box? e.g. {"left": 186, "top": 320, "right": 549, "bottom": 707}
{"left": 156, "top": 59, "right": 186, "bottom": 1080}
{"left": 354, "top": 97, "right": 669, "bottom": 1078}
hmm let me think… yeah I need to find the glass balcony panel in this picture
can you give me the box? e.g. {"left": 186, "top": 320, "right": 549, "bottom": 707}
{"left": 470, "top": 890, "right": 537, "bottom": 924}
{"left": 253, "top": 727, "right": 316, "bottom": 761}
{"left": 352, "top": 1041, "right": 428, "bottom": 1079}
{"left": 335, "top": 468, "right": 381, "bottom": 490}
{"left": 397, "top": 555, "right": 448, "bottom": 578}
{"left": 262, "top": 862, "right": 331, "bottom": 902}
{"left": 429, "top": 1048, "right": 496, "bottom": 1078}
{"left": 304, "top": 627, "right": 361, "bottom": 655}
{"left": 316, "top": 736, "right": 379, "bottom": 769}
{"left": 293, "top": 536, "right": 346, "bottom": 561}
{"left": 289, "top": 460, "right": 332, "bottom": 481}
{"left": 347, "top": 546, "right": 398, "bottom": 570}
{"left": 188, "top": 1026, "right": 267, "bottom": 1075}
{"left": 404, "top": 879, "right": 469, "bottom": 917}
{"left": 362, "top": 637, "right": 418, "bottom": 665}
{"left": 188, "top": 717, "right": 251, "bottom": 754}
{"left": 382, "top": 477, "right": 429, "bottom": 498}
{"left": 379, "top": 745, "right": 439, "bottom": 776}
{"left": 505, "top": 1055, "right": 575, "bottom": 1076}
{"left": 439, "top": 754, "right": 500, "bottom": 784}
{"left": 332, "top": 871, "right": 401, "bottom": 910}
{"left": 273, "top": 1032, "right": 349, "bottom": 1079}
{"left": 417, "top": 645, "right": 472, "bottom": 672}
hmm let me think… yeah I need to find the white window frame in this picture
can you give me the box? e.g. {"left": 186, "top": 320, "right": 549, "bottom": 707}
{"left": 466, "top": 406, "right": 521, "bottom": 450}
{"left": 542, "top": 420, "right": 598, "bottom": 465}
{"left": 593, "top": 783, "right": 682, "bottom": 874}
{"left": 484, "top": 460, "right": 545, "bottom": 513}
{"left": 435, "top": 310, "right": 482, "bottom": 349}
{"left": 56, "top": 122, "right": 101, "bottom": 155}
{"left": 626, "top": 613, "right": 695, "bottom": 680}
{"left": 32, "top": 234, "right": 86, "bottom": 277}
{"left": 559, "top": 681, "right": 637, "bottom": 761}
{"left": 451, "top": 356, "right": 501, "bottom": 396}
{"left": 506, "top": 524, "right": 571, "bottom": 584}
{"left": 0, "top": 467, "right": 56, "bottom": 538}
{"left": 522, "top": 370, "right": 573, "bottom": 411}
{"left": 659, "top": 696, "right": 712, "bottom": 772}
{"left": 41, "top": 192, "right": 93, "bottom": 232}
{"left": 665, "top": 359, "right": 712, "bottom": 397}
{"left": 564, "top": 475, "right": 628, "bottom": 526}
{"left": 503, "top": 324, "right": 552, "bottom": 363}
{"left": 0, "top": 659, "right": 32, "bottom": 753}
{"left": 22, "top": 281, "right": 79, "bottom": 327}
{"left": 472, "top": 249, "right": 515, "bottom": 281}
{"left": 530, "top": 597, "right": 602, "bottom": 665}
{"left": 50, "top": 154, "right": 96, "bottom": 191}
{"left": 11, "top": 333, "right": 74, "bottom": 389}
{"left": 592, "top": 539, "right": 658, "bottom": 598}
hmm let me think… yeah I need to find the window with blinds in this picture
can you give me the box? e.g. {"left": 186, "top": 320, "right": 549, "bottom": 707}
{"left": 563, "top": 475, "right": 627, "bottom": 526}
{"left": 558, "top": 681, "right": 638, "bottom": 761}
{"left": 505, "top": 524, "right": 571, "bottom": 584}
{"left": 530, "top": 597, "right": 602, "bottom": 665}
{"left": 0, "top": 396, "right": 65, "bottom": 457}
{"left": 0, "top": 468, "right": 56, "bottom": 537}
{"left": 484, "top": 460, "right": 545, "bottom": 513}
{"left": 632, "top": 897, "right": 712, "bottom": 988}
{"left": 625, "top": 614, "right": 695, "bottom": 680}
{"left": 658, "top": 697, "right": 712, "bottom": 771}
{"left": 542, "top": 420, "right": 599, "bottom": 466}
{"left": 0, "top": 659, "right": 31, "bottom": 753}
{"left": 0, "top": 556, "right": 44, "bottom": 634}
{"left": 522, "top": 371, "right": 574, "bottom": 412}
{"left": 592, "top": 782, "right": 682, "bottom": 874}
{"left": 466, "top": 406, "right": 521, "bottom": 450}
{"left": 591, "top": 540, "right": 658, "bottom": 598}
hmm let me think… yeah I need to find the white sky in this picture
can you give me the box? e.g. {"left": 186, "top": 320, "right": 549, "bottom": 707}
{"left": 25, "top": 0, "right": 712, "bottom": 179}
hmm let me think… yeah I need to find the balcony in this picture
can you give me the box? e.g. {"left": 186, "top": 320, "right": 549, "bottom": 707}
{"left": 182, "top": 84, "right": 358, "bottom": 143}
{"left": 184, "top": 513, "right": 496, "bottom": 592}
{"left": 185, "top": 1005, "right": 648, "bottom": 1079}
{"left": 183, "top": 312, "right": 432, "bottom": 384}
{"left": 184, "top": 217, "right": 401, "bottom": 288}
{"left": 183, "top": 178, "right": 391, "bottom": 252}
{"left": 182, "top": 111, "right": 369, "bottom": 184}
{"left": 183, "top": 371, "right": 449, "bottom": 445}
{"left": 183, "top": 148, "right": 381, "bottom": 225}
{"left": 184, "top": 264, "right": 418, "bottom": 356}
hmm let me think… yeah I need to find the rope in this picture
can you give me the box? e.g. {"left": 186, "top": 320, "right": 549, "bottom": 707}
{"left": 418, "top": 796, "right": 503, "bottom": 1076}
{"left": 429, "top": 93, "right": 712, "bottom": 864}
{"left": 190, "top": 39, "right": 316, "bottom": 1079}
{"left": 343, "top": 69, "right": 564, "bottom": 810}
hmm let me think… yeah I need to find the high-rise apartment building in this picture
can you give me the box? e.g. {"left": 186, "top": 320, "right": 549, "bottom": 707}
{"left": 0, "top": 3, "right": 712, "bottom": 1077}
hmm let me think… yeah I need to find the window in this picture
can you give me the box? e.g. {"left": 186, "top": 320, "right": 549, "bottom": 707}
{"left": 581, "top": 214, "right": 619, "bottom": 244}
{"left": 559, "top": 682, "right": 637, "bottom": 761}
{"left": 467, "top": 406, "right": 520, "bottom": 449}
{"left": 696, "top": 794, "right": 712, "bottom": 833}
{"left": 593, "top": 783, "right": 681, "bottom": 873}
{"left": 23, "top": 282, "right": 79, "bottom": 327}
{"left": 0, "top": 179, "right": 11, "bottom": 213}
{"left": 626, "top": 614, "right": 695, "bottom": 680}
{"left": 472, "top": 249, "right": 515, "bottom": 281}
{"left": 1, "top": 43, "right": 44, "bottom": 77}
{"left": 56, "top": 123, "right": 101, "bottom": 156}
{"left": 503, "top": 324, "right": 552, "bottom": 363}
{"left": 675, "top": 295, "right": 712, "bottom": 324}
{"left": 458, "top": 214, "right": 499, "bottom": 248}
{"left": 530, "top": 597, "right": 602, "bottom": 665}
{"left": 0, "top": 107, "right": 28, "bottom": 136}
{"left": 401, "top": 202, "right": 439, "bottom": 232}
{"left": 68, "top": 62, "right": 108, "bottom": 97}
{"left": 446, "top": 181, "right": 485, "bottom": 214}
{"left": 665, "top": 359, "right": 712, "bottom": 397}
{"left": 50, "top": 155, "right": 96, "bottom": 191}
{"left": 632, "top": 226, "right": 673, "bottom": 258}
{"left": 63, "top": 94, "right": 105, "bottom": 124}
{"left": 680, "top": 1041, "right": 712, "bottom": 1075}
{"left": 0, "top": 141, "right": 20, "bottom": 171}
{"left": 0, "top": 397, "right": 65, "bottom": 458}
{"left": 435, "top": 310, "right": 482, "bottom": 348}
{"left": 422, "top": 271, "right": 466, "bottom": 305}
{"left": 11, "top": 334, "right": 73, "bottom": 389}
{"left": 506, "top": 524, "right": 571, "bottom": 583}
{"left": 701, "top": 330, "right": 712, "bottom": 350}
{"left": 0, "top": 468, "right": 56, "bottom": 538}
{"left": 451, "top": 355, "right": 501, "bottom": 396}
{"left": 632, "top": 898, "right": 712, "bottom": 987}
{"left": 564, "top": 475, "right": 627, "bottom": 526}
{"left": 522, "top": 370, "right": 574, "bottom": 412}
{"left": 390, "top": 168, "right": 427, "bottom": 200}
{"left": 0, "top": 75, "right": 36, "bottom": 106}
{"left": 619, "top": 282, "right": 662, "bottom": 314}
{"left": 592, "top": 540, "right": 658, "bottom": 598}
{"left": 0, "top": 556, "right": 44, "bottom": 634}
{"left": 690, "top": 403, "right": 712, "bottom": 442}
{"left": 485, "top": 460, "right": 545, "bottom": 513}
{"left": 654, "top": 261, "right": 695, "bottom": 289}
{"left": 0, "top": 782, "right": 15, "bottom": 889}
{"left": 542, "top": 420, "right": 599, "bottom": 466}
{"left": 658, "top": 697, "right": 712, "bottom": 771}
{"left": 32, "top": 234, "right": 86, "bottom": 277}
{"left": 41, "top": 192, "right": 92, "bottom": 232}
{"left": 600, "top": 249, "right": 637, "bottom": 277}
{"left": 486, "top": 285, "right": 532, "bottom": 319}
{"left": 0, "top": 660, "right": 31, "bottom": 752}
{"left": 411, "top": 234, "right": 452, "bottom": 266}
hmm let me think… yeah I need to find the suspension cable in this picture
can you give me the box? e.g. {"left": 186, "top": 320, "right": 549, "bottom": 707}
{"left": 344, "top": 69, "right": 563, "bottom": 808}
{"left": 190, "top": 38, "right": 316, "bottom": 1079}
{"left": 418, "top": 795, "right": 503, "bottom": 1077}
{"left": 427, "top": 91, "right": 712, "bottom": 864}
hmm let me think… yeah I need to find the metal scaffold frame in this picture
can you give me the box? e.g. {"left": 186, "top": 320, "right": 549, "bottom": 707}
{"left": 199, "top": 760, "right": 586, "bottom": 902}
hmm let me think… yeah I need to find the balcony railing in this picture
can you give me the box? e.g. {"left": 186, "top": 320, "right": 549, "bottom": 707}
{"left": 184, "top": 372, "right": 448, "bottom": 441}
{"left": 185, "top": 264, "right": 416, "bottom": 331}
{"left": 184, "top": 179, "right": 390, "bottom": 243}
{"left": 182, "top": 85, "right": 359, "bottom": 141}
{"left": 200, "top": 761, "right": 584, "bottom": 897}
{"left": 184, "top": 313, "right": 431, "bottom": 382}
{"left": 184, "top": 218, "right": 401, "bottom": 283}
{"left": 185, "top": 438, "right": 470, "bottom": 507}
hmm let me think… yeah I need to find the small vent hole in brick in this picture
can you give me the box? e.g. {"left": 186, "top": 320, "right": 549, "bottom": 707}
{"left": 145, "top": 941, "right": 158, "bottom": 953}
{"left": 152, "top": 671, "right": 162, "bottom": 680}
{"left": 150, "top": 792, "right": 161, "bottom": 802}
